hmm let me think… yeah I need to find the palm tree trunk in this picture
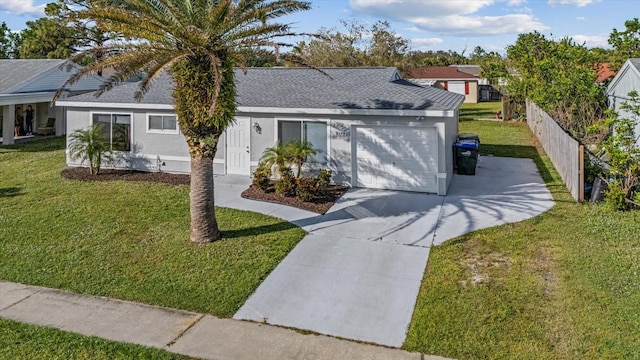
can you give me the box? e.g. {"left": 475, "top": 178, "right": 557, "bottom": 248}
{"left": 189, "top": 156, "right": 221, "bottom": 243}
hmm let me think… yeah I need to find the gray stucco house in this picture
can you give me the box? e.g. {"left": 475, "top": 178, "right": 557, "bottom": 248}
{"left": 607, "top": 58, "right": 640, "bottom": 147}
{"left": 1, "top": 59, "right": 104, "bottom": 144}
{"left": 57, "top": 67, "right": 464, "bottom": 195}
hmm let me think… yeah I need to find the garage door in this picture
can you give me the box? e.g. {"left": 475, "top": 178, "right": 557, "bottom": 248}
{"left": 448, "top": 81, "right": 465, "bottom": 96}
{"left": 353, "top": 126, "right": 438, "bottom": 193}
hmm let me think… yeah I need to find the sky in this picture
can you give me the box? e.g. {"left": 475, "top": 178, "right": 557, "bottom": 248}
{"left": 0, "top": 0, "right": 638, "bottom": 54}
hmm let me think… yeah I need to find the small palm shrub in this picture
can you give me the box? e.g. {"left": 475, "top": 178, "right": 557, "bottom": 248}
{"left": 252, "top": 162, "right": 272, "bottom": 191}
{"left": 296, "top": 177, "right": 318, "bottom": 201}
{"left": 316, "top": 169, "right": 333, "bottom": 188}
{"left": 275, "top": 167, "right": 296, "bottom": 196}
{"left": 261, "top": 141, "right": 289, "bottom": 177}
{"left": 286, "top": 140, "right": 316, "bottom": 178}
{"left": 68, "top": 124, "right": 111, "bottom": 175}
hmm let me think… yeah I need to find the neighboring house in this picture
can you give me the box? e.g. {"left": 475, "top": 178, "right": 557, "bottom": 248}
{"left": 452, "top": 65, "right": 502, "bottom": 101}
{"left": 0, "top": 59, "right": 104, "bottom": 145}
{"left": 606, "top": 58, "right": 640, "bottom": 147}
{"left": 408, "top": 66, "right": 480, "bottom": 103}
{"left": 57, "top": 67, "right": 465, "bottom": 195}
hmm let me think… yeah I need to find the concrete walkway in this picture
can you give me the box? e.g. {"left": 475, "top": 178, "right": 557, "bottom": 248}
{"left": 1, "top": 281, "right": 445, "bottom": 360}
{"left": 231, "top": 156, "right": 554, "bottom": 347}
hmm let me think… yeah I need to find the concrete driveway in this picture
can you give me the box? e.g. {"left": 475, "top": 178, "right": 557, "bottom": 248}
{"left": 227, "top": 156, "right": 554, "bottom": 347}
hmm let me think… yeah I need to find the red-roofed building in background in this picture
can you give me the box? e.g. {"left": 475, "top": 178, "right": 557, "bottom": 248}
{"left": 408, "top": 66, "right": 501, "bottom": 103}
{"left": 595, "top": 63, "right": 616, "bottom": 84}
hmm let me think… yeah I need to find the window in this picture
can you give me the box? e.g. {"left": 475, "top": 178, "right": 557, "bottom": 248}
{"left": 148, "top": 114, "right": 178, "bottom": 133}
{"left": 92, "top": 113, "right": 131, "bottom": 151}
{"left": 277, "top": 120, "right": 327, "bottom": 164}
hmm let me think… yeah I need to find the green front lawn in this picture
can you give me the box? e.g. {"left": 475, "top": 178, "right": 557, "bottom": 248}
{"left": 0, "top": 137, "right": 306, "bottom": 318}
{"left": 404, "top": 121, "right": 640, "bottom": 359}
{"left": 0, "top": 319, "right": 187, "bottom": 360}
{"left": 460, "top": 102, "right": 503, "bottom": 121}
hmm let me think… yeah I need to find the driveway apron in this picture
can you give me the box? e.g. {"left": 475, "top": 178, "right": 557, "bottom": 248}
{"left": 230, "top": 156, "right": 554, "bottom": 348}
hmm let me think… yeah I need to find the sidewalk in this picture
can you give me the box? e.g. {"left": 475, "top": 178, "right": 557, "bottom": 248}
{"left": 0, "top": 281, "right": 450, "bottom": 360}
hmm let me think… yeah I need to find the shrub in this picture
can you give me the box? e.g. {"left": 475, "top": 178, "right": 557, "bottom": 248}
{"left": 296, "top": 177, "right": 318, "bottom": 201}
{"left": 252, "top": 162, "right": 272, "bottom": 192}
{"left": 316, "top": 169, "right": 332, "bottom": 188}
{"left": 68, "top": 124, "right": 111, "bottom": 175}
{"left": 275, "top": 167, "right": 296, "bottom": 196}
{"left": 604, "top": 180, "right": 628, "bottom": 211}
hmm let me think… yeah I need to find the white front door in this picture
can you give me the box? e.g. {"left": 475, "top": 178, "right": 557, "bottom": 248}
{"left": 226, "top": 117, "right": 251, "bottom": 175}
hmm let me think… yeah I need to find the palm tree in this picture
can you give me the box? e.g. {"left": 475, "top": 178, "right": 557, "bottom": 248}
{"left": 261, "top": 141, "right": 289, "bottom": 177}
{"left": 56, "top": 0, "right": 311, "bottom": 243}
{"left": 68, "top": 124, "right": 111, "bottom": 175}
{"left": 285, "top": 140, "right": 316, "bottom": 178}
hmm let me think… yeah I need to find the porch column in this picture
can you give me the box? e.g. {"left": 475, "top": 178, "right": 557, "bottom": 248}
{"left": 2, "top": 104, "right": 15, "bottom": 145}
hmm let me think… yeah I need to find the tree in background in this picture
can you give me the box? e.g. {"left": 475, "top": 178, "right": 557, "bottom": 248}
{"left": 57, "top": 0, "right": 312, "bottom": 243}
{"left": 506, "top": 31, "right": 606, "bottom": 143}
{"left": 0, "top": 22, "right": 22, "bottom": 59}
{"left": 20, "top": 0, "right": 117, "bottom": 63}
{"left": 608, "top": 18, "right": 640, "bottom": 71}
{"left": 291, "top": 20, "right": 408, "bottom": 70}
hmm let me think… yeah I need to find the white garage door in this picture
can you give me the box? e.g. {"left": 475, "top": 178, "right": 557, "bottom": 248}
{"left": 353, "top": 126, "right": 438, "bottom": 193}
{"left": 448, "top": 81, "right": 465, "bottom": 96}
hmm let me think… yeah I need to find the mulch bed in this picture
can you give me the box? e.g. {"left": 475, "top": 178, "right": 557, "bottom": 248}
{"left": 242, "top": 183, "right": 349, "bottom": 214}
{"left": 61, "top": 167, "right": 190, "bottom": 186}
{"left": 61, "top": 167, "right": 349, "bottom": 214}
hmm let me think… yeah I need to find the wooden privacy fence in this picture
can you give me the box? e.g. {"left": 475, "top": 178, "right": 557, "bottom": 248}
{"left": 526, "top": 100, "right": 584, "bottom": 201}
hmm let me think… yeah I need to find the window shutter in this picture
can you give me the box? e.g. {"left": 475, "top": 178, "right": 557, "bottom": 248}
{"left": 443, "top": 81, "right": 448, "bottom": 90}
{"left": 465, "top": 82, "right": 469, "bottom": 95}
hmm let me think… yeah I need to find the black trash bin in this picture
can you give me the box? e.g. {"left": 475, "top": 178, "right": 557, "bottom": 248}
{"left": 454, "top": 140, "right": 479, "bottom": 175}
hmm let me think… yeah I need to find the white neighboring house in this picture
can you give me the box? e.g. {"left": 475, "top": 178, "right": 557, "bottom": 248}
{"left": 0, "top": 59, "right": 104, "bottom": 144}
{"left": 607, "top": 58, "right": 640, "bottom": 147}
{"left": 57, "top": 67, "right": 465, "bottom": 195}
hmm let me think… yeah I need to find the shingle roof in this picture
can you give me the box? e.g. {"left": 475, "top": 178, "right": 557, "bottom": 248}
{"left": 408, "top": 66, "right": 479, "bottom": 80}
{"left": 65, "top": 67, "right": 465, "bottom": 111}
{"left": 0, "top": 59, "right": 64, "bottom": 93}
{"left": 630, "top": 59, "right": 640, "bottom": 72}
{"left": 451, "top": 65, "right": 482, "bottom": 77}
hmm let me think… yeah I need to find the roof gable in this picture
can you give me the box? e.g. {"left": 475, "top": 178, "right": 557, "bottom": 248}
{"left": 62, "top": 67, "right": 465, "bottom": 112}
{"left": 0, "top": 59, "right": 105, "bottom": 95}
{"left": 607, "top": 58, "right": 640, "bottom": 95}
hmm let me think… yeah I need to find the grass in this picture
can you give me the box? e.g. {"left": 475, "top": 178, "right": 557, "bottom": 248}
{"left": 0, "top": 137, "right": 306, "bottom": 318}
{"left": 0, "top": 319, "right": 188, "bottom": 360}
{"left": 404, "top": 120, "right": 640, "bottom": 359}
{"left": 460, "top": 101, "right": 503, "bottom": 121}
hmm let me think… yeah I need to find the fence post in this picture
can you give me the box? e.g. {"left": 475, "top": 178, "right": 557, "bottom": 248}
{"left": 579, "top": 145, "right": 584, "bottom": 202}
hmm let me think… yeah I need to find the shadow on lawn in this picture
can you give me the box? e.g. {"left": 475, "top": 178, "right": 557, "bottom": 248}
{"left": 0, "top": 187, "right": 23, "bottom": 198}
{"left": 221, "top": 221, "right": 300, "bottom": 239}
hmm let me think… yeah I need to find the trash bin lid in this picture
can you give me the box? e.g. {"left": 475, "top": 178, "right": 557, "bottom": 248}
{"left": 455, "top": 140, "right": 479, "bottom": 150}
{"left": 457, "top": 133, "right": 480, "bottom": 143}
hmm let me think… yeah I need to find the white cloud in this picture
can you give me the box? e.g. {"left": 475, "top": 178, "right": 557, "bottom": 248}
{"left": 507, "top": 0, "right": 527, "bottom": 5}
{"left": 577, "top": 16, "right": 586, "bottom": 21}
{"left": 0, "top": 0, "right": 45, "bottom": 17}
{"left": 349, "top": 0, "right": 548, "bottom": 36}
{"left": 572, "top": 34, "right": 609, "bottom": 48}
{"left": 404, "top": 26, "right": 422, "bottom": 32}
{"left": 548, "top": 0, "right": 601, "bottom": 7}
{"left": 410, "top": 37, "right": 444, "bottom": 49}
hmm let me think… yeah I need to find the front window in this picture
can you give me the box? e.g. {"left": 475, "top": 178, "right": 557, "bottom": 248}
{"left": 148, "top": 114, "right": 178, "bottom": 133}
{"left": 278, "top": 120, "right": 327, "bottom": 164}
{"left": 93, "top": 113, "right": 131, "bottom": 151}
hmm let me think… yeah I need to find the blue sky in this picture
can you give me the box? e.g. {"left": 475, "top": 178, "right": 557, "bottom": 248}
{"left": 0, "top": 0, "right": 637, "bottom": 53}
